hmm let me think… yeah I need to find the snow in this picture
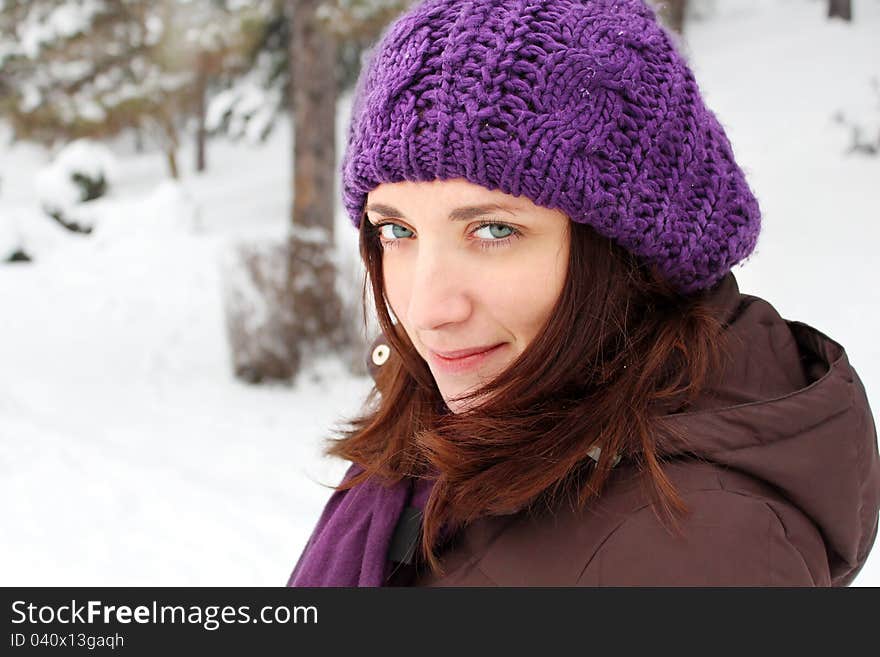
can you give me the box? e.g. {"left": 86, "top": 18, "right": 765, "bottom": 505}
{"left": 144, "top": 14, "right": 164, "bottom": 47}
{"left": 19, "top": 85, "right": 43, "bottom": 114}
{"left": 33, "top": 138, "right": 118, "bottom": 229}
{"left": 18, "top": 0, "right": 103, "bottom": 59}
{"left": 0, "top": 115, "right": 368, "bottom": 586}
{"left": 206, "top": 51, "right": 284, "bottom": 144}
{"left": 1, "top": 0, "right": 879, "bottom": 586}
{"left": 221, "top": 244, "right": 278, "bottom": 346}
{"left": 205, "top": 88, "right": 241, "bottom": 132}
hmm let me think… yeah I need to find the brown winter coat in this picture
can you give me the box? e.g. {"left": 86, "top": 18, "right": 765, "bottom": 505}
{"left": 368, "top": 273, "right": 880, "bottom": 586}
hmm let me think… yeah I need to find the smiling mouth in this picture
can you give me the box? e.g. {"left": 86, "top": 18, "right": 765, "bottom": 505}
{"left": 429, "top": 344, "right": 504, "bottom": 359}
{"left": 427, "top": 343, "right": 507, "bottom": 374}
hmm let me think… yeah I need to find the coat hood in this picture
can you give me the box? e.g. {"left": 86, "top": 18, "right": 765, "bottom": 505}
{"left": 656, "top": 273, "right": 880, "bottom": 586}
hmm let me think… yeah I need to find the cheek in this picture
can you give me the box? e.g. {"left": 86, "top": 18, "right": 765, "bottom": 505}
{"left": 499, "top": 252, "right": 567, "bottom": 334}
{"left": 509, "top": 275, "right": 559, "bottom": 334}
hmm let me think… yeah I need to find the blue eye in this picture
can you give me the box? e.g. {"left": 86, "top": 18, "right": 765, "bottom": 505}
{"left": 378, "top": 224, "right": 413, "bottom": 241}
{"left": 372, "top": 221, "right": 522, "bottom": 250}
{"left": 474, "top": 224, "right": 514, "bottom": 240}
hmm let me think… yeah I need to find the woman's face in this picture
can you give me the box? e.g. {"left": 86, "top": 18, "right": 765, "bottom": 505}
{"left": 365, "top": 178, "right": 570, "bottom": 413}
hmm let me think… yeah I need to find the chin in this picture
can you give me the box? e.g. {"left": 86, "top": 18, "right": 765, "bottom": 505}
{"left": 444, "top": 390, "right": 490, "bottom": 414}
{"left": 445, "top": 400, "right": 468, "bottom": 415}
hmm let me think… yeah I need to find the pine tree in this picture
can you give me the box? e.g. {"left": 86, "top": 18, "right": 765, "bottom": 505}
{"left": 0, "top": 0, "right": 250, "bottom": 176}
{"left": 203, "top": 0, "right": 287, "bottom": 144}
{"left": 279, "top": 0, "right": 414, "bottom": 381}
{"left": 218, "top": 0, "right": 412, "bottom": 382}
{"left": 205, "top": 0, "right": 412, "bottom": 146}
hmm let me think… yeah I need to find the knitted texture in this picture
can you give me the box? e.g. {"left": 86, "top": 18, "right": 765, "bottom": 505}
{"left": 341, "top": 0, "right": 761, "bottom": 294}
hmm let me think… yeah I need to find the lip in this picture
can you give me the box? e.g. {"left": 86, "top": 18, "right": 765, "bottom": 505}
{"left": 431, "top": 344, "right": 503, "bottom": 359}
{"left": 428, "top": 343, "right": 506, "bottom": 375}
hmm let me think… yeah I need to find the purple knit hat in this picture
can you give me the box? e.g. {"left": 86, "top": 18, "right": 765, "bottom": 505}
{"left": 341, "top": 0, "right": 761, "bottom": 294}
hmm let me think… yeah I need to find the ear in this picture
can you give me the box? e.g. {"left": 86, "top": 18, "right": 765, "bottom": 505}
{"left": 367, "top": 332, "right": 392, "bottom": 384}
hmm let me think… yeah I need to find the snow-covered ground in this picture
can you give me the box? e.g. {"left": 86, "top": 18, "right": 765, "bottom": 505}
{"left": 1, "top": 0, "right": 878, "bottom": 586}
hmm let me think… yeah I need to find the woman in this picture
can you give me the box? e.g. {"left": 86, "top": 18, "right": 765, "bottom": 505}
{"left": 287, "top": 0, "right": 880, "bottom": 586}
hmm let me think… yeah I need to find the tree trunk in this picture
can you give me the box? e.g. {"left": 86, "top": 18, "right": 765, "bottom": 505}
{"left": 285, "top": 0, "right": 349, "bottom": 379}
{"left": 155, "top": 108, "right": 180, "bottom": 180}
{"left": 195, "top": 51, "right": 208, "bottom": 173}
{"left": 828, "top": 0, "right": 852, "bottom": 21}
{"left": 166, "top": 148, "right": 179, "bottom": 180}
{"left": 134, "top": 127, "right": 144, "bottom": 154}
{"left": 656, "top": 0, "right": 687, "bottom": 35}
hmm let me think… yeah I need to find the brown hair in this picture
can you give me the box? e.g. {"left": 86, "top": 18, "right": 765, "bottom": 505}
{"left": 323, "top": 209, "right": 735, "bottom": 577}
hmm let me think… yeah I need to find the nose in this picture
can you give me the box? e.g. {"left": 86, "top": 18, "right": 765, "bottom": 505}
{"left": 406, "top": 244, "right": 473, "bottom": 332}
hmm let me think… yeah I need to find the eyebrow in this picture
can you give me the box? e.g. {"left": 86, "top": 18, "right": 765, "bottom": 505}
{"left": 364, "top": 202, "right": 520, "bottom": 222}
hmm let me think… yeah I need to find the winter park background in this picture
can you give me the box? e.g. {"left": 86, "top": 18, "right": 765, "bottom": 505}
{"left": 1, "top": 0, "right": 879, "bottom": 586}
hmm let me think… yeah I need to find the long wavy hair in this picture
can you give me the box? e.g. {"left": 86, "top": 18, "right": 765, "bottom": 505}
{"left": 323, "top": 207, "right": 736, "bottom": 577}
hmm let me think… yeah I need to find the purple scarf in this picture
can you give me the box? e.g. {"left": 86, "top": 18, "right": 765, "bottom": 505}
{"left": 286, "top": 463, "right": 437, "bottom": 587}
